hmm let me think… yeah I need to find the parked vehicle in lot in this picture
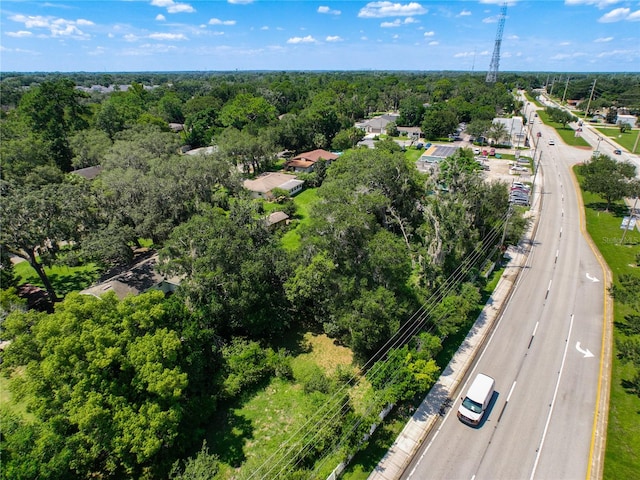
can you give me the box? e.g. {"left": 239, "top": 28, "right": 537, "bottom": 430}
{"left": 458, "top": 373, "right": 495, "bottom": 426}
{"left": 548, "top": 138, "right": 555, "bottom": 145}
{"left": 489, "top": 148, "right": 496, "bottom": 156}
{"left": 614, "top": 149, "right": 622, "bottom": 155}
{"left": 512, "top": 182, "right": 530, "bottom": 190}
{"left": 473, "top": 147, "right": 481, "bottom": 155}
{"left": 416, "top": 143, "right": 424, "bottom": 149}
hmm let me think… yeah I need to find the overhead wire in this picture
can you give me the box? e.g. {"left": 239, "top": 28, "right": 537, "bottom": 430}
{"left": 248, "top": 207, "right": 512, "bottom": 478}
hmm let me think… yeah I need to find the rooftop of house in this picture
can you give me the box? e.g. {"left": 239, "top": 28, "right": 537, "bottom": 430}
{"left": 243, "top": 172, "right": 300, "bottom": 194}
{"left": 292, "top": 149, "right": 339, "bottom": 162}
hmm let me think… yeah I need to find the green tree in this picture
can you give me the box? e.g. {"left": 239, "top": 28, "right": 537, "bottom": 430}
{"left": 580, "top": 155, "right": 637, "bottom": 210}
{"left": 422, "top": 104, "right": 458, "bottom": 140}
{"left": 397, "top": 95, "right": 426, "bottom": 127}
{"left": 159, "top": 201, "right": 291, "bottom": 338}
{"left": 0, "top": 291, "right": 208, "bottom": 479}
{"left": 0, "top": 181, "right": 95, "bottom": 302}
{"left": 488, "top": 121, "right": 509, "bottom": 145}
{"left": 331, "top": 127, "right": 365, "bottom": 151}
{"left": 69, "top": 129, "right": 112, "bottom": 169}
{"left": 545, "top": 106, "right": 576, "bottom": 128}
{"left": 18, "top": 79, "right": 89, "bottom": 172}
{"left": 218, "top": 93, "right": 277, "bottom": 131}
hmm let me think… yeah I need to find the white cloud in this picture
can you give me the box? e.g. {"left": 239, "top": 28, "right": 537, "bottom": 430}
{"left": 124, "top": 34, "right": 139, "bottom": 42}
{"left": 458, "top": 9, "right": 472, "bottom": 16}
{"left": 598, "top": 7, "right": 626, "bottom": 22}
{"left": 148, "top": 32, "right": 188, "bottom": 40}
{"left": 318, "top": 6, "right": 341, "bottom": 15}
{"left": 287, "top": 35, "right": 317, "bottom": 44}
{"left": 358, "top": 2, "right": 427, "bottom": 18}
{"left": 228, "top": 0, "right": 254, "bottom": 4}
{"left": 428, "top": 40, "right": 438, "bottom": 45}
{"left": 599, "top": 7, "right": 640, "bottom": 22}
{"left": 565, "top": 0, "right": 623, "bottom": 9}
{"left": 8, "top": 14, "right": 93, "bottom": 39}
{"left": 381, "top": 19, "right": 402, "bottom": 27}
{"left": 209, "top": 18, "right": 236, "bottom": 26}
{"left": 150, "top": 0, "right": 195, "bottom": 14}
{"left": 594, "top": 36, "right": 613, "bottom": 42}
{"left": 480, "top": 0, "right": 518, "bottom": 5}
{"left": 326, "top": 35, "right": 343, "bottom": 42}
{"left": 6, "top": 31, "right": 33, "bottom": 37}
{"left": 381, "top": 17, "right": 417, "bottom": 27}
{"left": 261, "top": 26, "right": 269, "bottom": 30}
{"left": 156, "top": 14, "right": 166, "bottom": 21}
{"left": 423, "top": 30, "right": 434, "bottom": 36}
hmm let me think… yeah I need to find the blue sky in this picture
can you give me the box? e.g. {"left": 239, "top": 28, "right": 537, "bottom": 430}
{"left": 1, "top": 0, "right": 639, "bottom": 72}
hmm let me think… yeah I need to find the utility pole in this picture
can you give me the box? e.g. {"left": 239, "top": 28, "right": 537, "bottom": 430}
{"left": 583, "top": 79, "right": 597, "bottom": 119}
{"left": 549, "top": 76, "right": 557, "bottom": 96}
{"left": 562, "top": 77, "right": 570, "bottom": 104}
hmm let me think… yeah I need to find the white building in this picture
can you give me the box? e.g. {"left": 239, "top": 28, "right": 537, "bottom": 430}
{"left": 616, "top": 114, "right": 637, "bottom": 128}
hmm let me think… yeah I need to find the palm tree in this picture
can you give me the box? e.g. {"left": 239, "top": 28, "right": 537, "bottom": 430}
{"left": 489, "top": 121, "right": 509, "bottom": 146}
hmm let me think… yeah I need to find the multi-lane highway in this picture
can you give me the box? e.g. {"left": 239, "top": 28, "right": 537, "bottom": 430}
{"left": 402, "top": 113, "right": 611, "bottom": 479}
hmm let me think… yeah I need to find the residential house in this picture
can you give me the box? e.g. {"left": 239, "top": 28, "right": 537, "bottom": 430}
{"left": 355, "top": 113, "right": 400, "bottom": 134}
{"left": 80, "top": 253, "right": 181, "bottom": 300}
{"left": 284, "top": 149, "right": 339, "bottom": 173}
{"left": 243, "top": 172, "right": 304, "bottom": 199}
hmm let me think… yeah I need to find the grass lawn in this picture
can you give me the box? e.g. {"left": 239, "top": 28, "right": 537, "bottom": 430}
{"left": 536, "top": 110, "right": 591, "bottom": 147}
{"left": 574, "top": 167, "right": 640, "bottom": 479}
{"left": 208, "top": 333, "right": 358, "bottom": 479}
{"left": 280, "top": 188, "right": 318, "bottom": 252}
{"left": 13, "top": 260, "right": 100, "bottom": 296}
{"left": 594, "top": 127, "right": 640, "bottom": 154}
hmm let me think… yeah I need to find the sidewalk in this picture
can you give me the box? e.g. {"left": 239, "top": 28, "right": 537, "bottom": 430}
{"left": 367, "top": 195, "right": 541, "bottom": 480}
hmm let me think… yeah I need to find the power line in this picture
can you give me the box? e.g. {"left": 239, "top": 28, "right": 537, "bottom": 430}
{"left": 247, "top": 208, "right": 513, "bottom": 478}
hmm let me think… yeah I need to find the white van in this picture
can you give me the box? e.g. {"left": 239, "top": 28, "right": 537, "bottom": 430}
{"left": 457, "top": 373, "right": 495, "bottom": 426}
{"left": 548, "top": 138, "right": 555, "bottom": 145}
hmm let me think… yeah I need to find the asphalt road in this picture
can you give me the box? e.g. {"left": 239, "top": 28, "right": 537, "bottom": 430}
{"left": 402, "top": 115, "right": 609, "bottom": 480}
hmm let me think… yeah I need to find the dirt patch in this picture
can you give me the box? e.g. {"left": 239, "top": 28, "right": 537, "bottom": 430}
{"left": 482, "top": 157, "right": 533, "bottom": 186}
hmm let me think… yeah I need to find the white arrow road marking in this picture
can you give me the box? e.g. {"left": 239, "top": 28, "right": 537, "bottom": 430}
{"left": 576, "top": 342, "right": 594, "bottom": 358}
{"left": 586, "top": 273, "right": 600, "bottom": 282}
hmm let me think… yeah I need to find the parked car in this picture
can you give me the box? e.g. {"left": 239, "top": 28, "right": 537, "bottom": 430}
{"left": 614, "top": 149, "right": 622, "bottom": 155}
{"left": 489, "top": 148, "right": 496, "bottom": 156}
{"left": 473, "top": 147, "right": 481, "bottom": 155}
{"left": 416, "top": 143, "right": 424, "bottom": 149}
{"left": 548, "top": 138, "right": 555, "bottom": 145}
{"left": 512, "top": 182, "right": 530, "bottom": 191}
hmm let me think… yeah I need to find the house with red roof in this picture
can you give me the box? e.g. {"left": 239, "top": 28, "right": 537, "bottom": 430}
{"left": 284, "top": 149, "right": 339, "bottom": 173}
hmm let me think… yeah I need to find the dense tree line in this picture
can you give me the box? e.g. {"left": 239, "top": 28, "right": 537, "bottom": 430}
{"left": 0, "top": 70, "right": 576, "bottom": 478}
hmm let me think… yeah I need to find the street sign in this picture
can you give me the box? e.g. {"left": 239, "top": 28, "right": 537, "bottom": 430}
{"left": 620, "top": 216, "right": 637, "bottom": 230}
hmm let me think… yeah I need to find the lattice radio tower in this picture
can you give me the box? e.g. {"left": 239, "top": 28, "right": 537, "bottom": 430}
{"left": 486, "top": 2, "right": 507, "bottom": 83}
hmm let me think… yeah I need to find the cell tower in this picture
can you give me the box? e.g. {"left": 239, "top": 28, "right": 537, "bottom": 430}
{"left": 486, "top": 2, "right": 507, "bottom": 83}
